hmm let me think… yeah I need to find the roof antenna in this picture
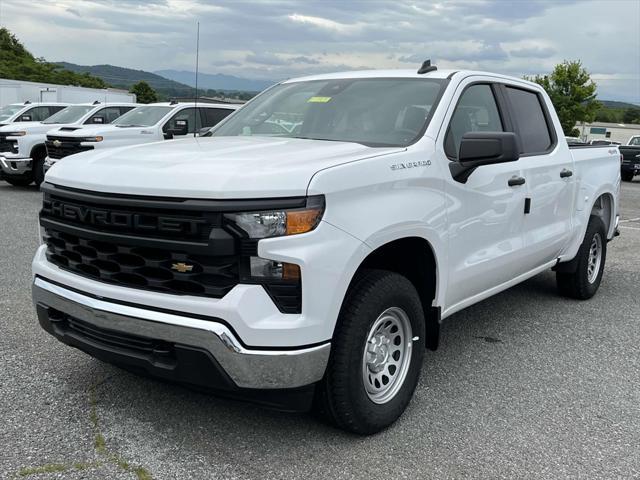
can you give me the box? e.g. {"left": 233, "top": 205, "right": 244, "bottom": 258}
{"left": 194, "top": 21, "right": 200, "bottom": 138}
{"left": 417, "top": 59, "right": 437, "bottom": 74}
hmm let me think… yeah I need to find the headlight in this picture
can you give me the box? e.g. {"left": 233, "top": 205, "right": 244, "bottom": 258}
{"left": 224, "top": 196, "right": 325, "bottom": 239}
{"left": 6, "top": 131, "right": 26, "bottom": 136}
{"left": 81, "top": 136, "right": 103, "bottom": 142}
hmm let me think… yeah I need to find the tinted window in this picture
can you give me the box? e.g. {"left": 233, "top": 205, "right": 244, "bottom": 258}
{"left": 22, "top": 106, "right": 51, "bottom": 122}
{"left": 505, "top": 87, "right": 553, "bottom": 154}
{"left": 163, "top": 108, "right": 201, "bottom": 134}
{"left": 119, "top": 106, "right": 135, "bottom": 116}
{"left": 445, "top": 84, "right": 503, "bottom": 158}
{"left": 201, "top": 108, "right": 234, "bottom": 128}
{"left": 85, "top": 107, "right": 124, "bottom": 124}
{"left": 630, "top": 137, "right": 640, "bottom": 146}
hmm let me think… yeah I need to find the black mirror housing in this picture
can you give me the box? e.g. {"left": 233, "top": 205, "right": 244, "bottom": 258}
{"left": 450, "top": 132, "right": 520, "bottom": 183}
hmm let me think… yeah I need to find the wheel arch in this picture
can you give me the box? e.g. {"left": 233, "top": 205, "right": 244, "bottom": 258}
{"left": 339, "top": 235, "right": 442, "bottom": 350}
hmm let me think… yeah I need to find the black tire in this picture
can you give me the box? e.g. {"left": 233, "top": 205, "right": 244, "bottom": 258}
{"left": 621, "top": 171, "right": 634, "bottom": 182}
{"left": 32, "top": 148, "right": 46, "bottom": 187}
{"left": 3, "top": 176, "right": 33, "bottom": 186}
{"left": 315, "top": 269, "right": 425, "bottom": 435}
{"left": 557, "top": 215, "right": 607, "bottom": 299}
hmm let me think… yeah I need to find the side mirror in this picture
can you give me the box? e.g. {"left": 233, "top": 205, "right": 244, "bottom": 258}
{"left": 170, "top": 119, "right": 189, "bottom": 136}
{"left": 91, "top": 116, "right": 105, "bottom": 124}
{"left": 20, "top": 115, "right": 32, "bottom": 121}
{"left": 450, "top": 132, "right": 520, "bottom": 183}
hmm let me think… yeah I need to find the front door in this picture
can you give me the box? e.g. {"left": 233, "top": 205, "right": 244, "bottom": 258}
{"left": 442, "top": 82, "right": 528, "bottom": 310}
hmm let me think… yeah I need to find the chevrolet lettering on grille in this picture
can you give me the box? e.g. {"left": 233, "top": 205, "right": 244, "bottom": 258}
{"left": 43, "top": 199, "right": 208, "bottom": 235}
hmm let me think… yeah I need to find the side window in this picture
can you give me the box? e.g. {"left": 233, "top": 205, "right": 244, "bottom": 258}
{"left": 445, "top": 84, "right": 503, "bottom": 158}
{"left": 119, "top": 106, "right": 135, "bottom": 116}
{"left": 48, "top": 106, "right": 66, "bottom": 116}
{"left": 163, "top": 108, "right": 201, "bottom": 134}
{"left": 505, "top": 87, "right": 553, "bottom": 154}
{"left": 85, "top": 107, "right": 123, "bottom": 125}
{"left": 201, "top": 108, "right": 234, "bottom": 128}
{"left": 20, "top": 106, "right": 51, "bottom": 122}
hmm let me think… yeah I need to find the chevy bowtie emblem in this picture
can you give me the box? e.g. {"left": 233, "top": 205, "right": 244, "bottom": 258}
{"left": 171, "top": 262, "right": 194, "bottom": 273}
{"left": 52, "top": 140, "right": 62, "bottom": 147}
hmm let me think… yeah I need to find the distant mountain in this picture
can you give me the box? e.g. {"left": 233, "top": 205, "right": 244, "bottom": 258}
{"left": 155, "top": 69, "right": 274, "bottom": 93}
{"left": 600, "top": 100, "right": 639, "bottom": 109}
{"left": 57, "top": 62, "right": 193, "bottom": 95}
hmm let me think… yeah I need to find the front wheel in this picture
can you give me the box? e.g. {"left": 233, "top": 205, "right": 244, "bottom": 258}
{"left": 557, "top": 215, "right": 607, "bottom": 299}
{"left": 315, "top": 270, "right": 425, "bottom": 435}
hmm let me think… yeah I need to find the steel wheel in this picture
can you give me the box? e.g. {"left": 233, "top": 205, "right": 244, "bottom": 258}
{"left": 362, "top": 307, "right": 413, "bottom": 404}
{"left": 587, "top": 232, "right": 603, "bottom": 284}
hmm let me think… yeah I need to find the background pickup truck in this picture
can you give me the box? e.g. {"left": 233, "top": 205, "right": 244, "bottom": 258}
{"left": 33, "top": 65, "right": 620, "bottom": 435}
{"left": 43, "top": 102, "right": 239, "bottom": 170}
{"left": 619, "top": 135, "right": 640, "bottom": 181}
{"left": 0, "top": 102, "right": 135, "bottom": 186}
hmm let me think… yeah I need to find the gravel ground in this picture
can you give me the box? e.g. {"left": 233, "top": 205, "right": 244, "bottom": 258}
{"left": 1, "top": 180, "right": 639, "bottom": 480}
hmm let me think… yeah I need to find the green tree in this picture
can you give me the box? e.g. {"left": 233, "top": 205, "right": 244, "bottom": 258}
{"left": 623, "top": 107, "right": 640, "bottom": 124}
{"left": 0, "top": 27, "right": 108, "bottom": 88}
{"left": 527, "top": 60, "right": 600, "bottom": 136}
{"left": 129, "top": 81, "right": 158, "bottom": 103}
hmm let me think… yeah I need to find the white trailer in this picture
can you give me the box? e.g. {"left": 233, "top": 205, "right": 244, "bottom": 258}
{"left": 0, "top": 78, "right": 135, "bottom": 107}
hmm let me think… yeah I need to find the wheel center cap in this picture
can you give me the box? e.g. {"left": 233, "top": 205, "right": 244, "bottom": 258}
{"left": 367, "top": 334, "right": 390, "bottom": 373}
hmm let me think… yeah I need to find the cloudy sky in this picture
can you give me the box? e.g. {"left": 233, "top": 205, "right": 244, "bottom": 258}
{"left": 1, "top": 0, "right": 639, "bottom": 102}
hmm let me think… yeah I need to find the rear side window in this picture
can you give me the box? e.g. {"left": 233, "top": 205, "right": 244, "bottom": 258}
{"left": 445, "top": 84, "right": 503, "bottom": 158}
{"left": 505, "top": 87, "right": 553, "bottom": 154}
{"left": 201, "top": 108, "right": 234, "bottom": 128}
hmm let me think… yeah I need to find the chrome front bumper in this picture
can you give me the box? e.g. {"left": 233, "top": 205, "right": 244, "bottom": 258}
{"left": 32, "top": 277, "right": 330, "bottom": 389}
{"left": 0, "top": 156, "right": 32, "bottom": 175}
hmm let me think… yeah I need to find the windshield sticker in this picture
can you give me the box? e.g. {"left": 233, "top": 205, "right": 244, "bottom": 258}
{"left": 307, "top": 96, "right": 332, "bottom": 103}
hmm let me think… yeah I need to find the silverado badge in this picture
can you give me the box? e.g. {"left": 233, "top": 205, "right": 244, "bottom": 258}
{"left": 171, "top": 262, "right": 194, "bottom": 273}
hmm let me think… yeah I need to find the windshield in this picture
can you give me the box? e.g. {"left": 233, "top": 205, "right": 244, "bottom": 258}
{"left": 113, "top": 106, "right": 173, "bottom": 127}
{"left": 212, "top": 78, "right": 446, "bottom": 147}
{"left": 629, "top": 136, "right": 640, "bottom": 146}
{"left": 0, "top": 105, "right": 24, "bottom": 122}
{"left": 43, "top": 106, "right": 94, "bottom": 124}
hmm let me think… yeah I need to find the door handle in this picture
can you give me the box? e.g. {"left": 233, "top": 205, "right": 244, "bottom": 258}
{"left": 560, "top": 169, "right": 573, "bottom": 178}
{"left": 508, "top": 176, "right": 526, "bottom": 186}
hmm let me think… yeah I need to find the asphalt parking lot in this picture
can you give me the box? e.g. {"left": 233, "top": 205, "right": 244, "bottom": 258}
{"left": 1, "top": 180, "right": 639, "bottom": 480}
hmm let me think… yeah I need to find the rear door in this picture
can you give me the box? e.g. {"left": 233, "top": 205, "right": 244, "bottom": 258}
{"left": 502, "top": 85, "right": 575, "bottom": 270}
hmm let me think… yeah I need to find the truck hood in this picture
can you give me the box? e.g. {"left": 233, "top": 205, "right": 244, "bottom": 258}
{"left": 0, "top": 121, "right": 79, "bottom": 135}
{"left": 47, "top": 124, "right": 156, "bottom": 140}
{"left": 46, "top": 135, "right": 403, "bottom": 198}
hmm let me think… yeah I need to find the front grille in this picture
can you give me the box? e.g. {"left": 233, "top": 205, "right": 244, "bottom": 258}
{"left": 45, "top": 136, "right": 94, "bottom": 159}
{"left": 40, "top": 183, "right": 304, "bottom": 312}
{"left": 0, "top": 135, "right": 17, "bottom": 153}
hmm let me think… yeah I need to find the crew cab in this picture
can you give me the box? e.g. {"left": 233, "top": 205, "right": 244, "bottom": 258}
{"left": 620, "top": 135, "right": 640, "bottom": 181}
{"left": 0, "top": 101, "right": 68, "bottom": 127}
{"left": 0, "top": 102, "right": 135, "bottom": 186}
{"left": 43, "top": 102, "right": 239, "bottom": 169}
{"left": 33, "top": 65, "right": 620, "bottom": 434}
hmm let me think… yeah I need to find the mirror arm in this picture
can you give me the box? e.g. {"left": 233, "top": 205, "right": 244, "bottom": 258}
{"left": 449, "top": 161, "right": 477, "bottom": 184}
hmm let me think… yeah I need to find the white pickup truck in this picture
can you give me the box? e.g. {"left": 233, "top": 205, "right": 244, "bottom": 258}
{"left": 33, "top": 65, "right": 621, "bottom": 434}
{"left": 0, "top": 103, "right": 135, "bottom": 186}
{"left": 0, "top": 101, "right": 69, "bottom": 127}
{"left": 43, "top": 102, "right": 239, "bottom": 170}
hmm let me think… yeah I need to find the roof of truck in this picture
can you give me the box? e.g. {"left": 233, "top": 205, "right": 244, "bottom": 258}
{"left": 148, "top": 102, "right": 240, "bottom": 109}
{"left": 282, "top": 69, "right": 541, "bottom": 90}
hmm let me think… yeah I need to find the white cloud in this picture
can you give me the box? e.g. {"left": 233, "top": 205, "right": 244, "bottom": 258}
{"left": 0, "top": 0, "right": 637, "bottom": 102}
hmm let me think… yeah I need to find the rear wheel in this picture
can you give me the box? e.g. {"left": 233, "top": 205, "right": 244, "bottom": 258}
{"left": 557, "top": 215, "right": 607, "bottom": 299}
{"left": 315, "top": 269, "right": 425, "bottom": 435}
{"left": 621, "top": 171, "right": 634, "bottom": 182}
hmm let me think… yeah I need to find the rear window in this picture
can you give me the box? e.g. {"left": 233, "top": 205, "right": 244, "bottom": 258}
{"left": 505, "top": 87, "right": 553, "bottom": 154}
